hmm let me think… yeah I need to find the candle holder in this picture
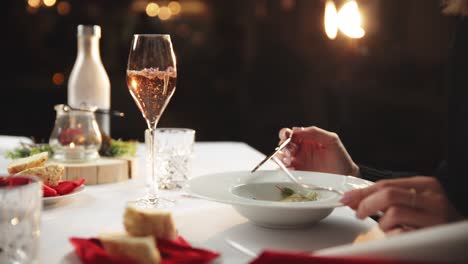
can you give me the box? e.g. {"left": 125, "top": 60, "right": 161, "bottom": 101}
{"left": 49, "top": 104, "right": 102, "bottom": 162}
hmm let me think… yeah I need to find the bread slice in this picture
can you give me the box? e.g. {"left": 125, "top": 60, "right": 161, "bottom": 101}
{"left": 124, "top": 205, "right": 177, "bottom": 240}
{"left": 353, "top": 225, "right": 386, "bottom": 244}
{"left": 7, "top": 152, "right": 49, "bottom": 174}
{"left": 99, "top": 233, "right": 161, "bottom": 264}
{"left": 16, "top": 164, "right": 64, "bottom": 187}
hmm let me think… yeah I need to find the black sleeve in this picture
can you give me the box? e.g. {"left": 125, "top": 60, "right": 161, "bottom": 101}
{"left": 358, "top": 165, "right": 418, "bottom": 182}
{"left": 448, "top": 17, "right": 468, "bottom": 217}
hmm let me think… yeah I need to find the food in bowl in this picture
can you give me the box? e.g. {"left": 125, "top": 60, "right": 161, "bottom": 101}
{"left": 231, "top": 182, "right": 322, "bottom": 203}
{"left": 277, "top": 185, "right": 319, "bottom": 202}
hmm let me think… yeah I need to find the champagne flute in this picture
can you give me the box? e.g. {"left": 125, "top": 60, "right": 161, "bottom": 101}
{"left": 126, "top": 34, "right": 177, "bottom": 207}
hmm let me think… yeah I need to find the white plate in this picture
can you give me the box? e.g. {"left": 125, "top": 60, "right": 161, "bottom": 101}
{"left": 43, "top": 185, "right": 85, "bottom": 205}
{"left": 185, "top": 170, "right": 373, "bottom": 228}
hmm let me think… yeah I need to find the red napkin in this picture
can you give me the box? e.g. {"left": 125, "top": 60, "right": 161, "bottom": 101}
{"left": 43, "top": 178, "right": 85, "bottom": 197}
{"left": 250, "top": 250, "right": 428, "bottom": 264}
{"left": 0, "top": 176, "right": 34, "bottom": 187}
{"left": 70, "top": 236, "right": 219, "bottom": 264}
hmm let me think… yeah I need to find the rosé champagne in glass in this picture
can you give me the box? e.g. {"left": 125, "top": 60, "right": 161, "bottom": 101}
{"left": 126, "top": 34, "right": 177, "bottom": 207}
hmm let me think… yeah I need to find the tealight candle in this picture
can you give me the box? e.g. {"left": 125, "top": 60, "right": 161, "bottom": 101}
{"left": 64, "top": 142, "right": 86, "bottom": 161}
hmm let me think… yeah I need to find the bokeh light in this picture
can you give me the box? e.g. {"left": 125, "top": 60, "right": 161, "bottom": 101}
{"left": 337, "top": 0, "right": 365, "bottom": 38}
{"left": 324, "top": 0, "right": 365, "bottom": 39}
{"left": 146, "top": 2, "right": 160, "bottom": 17}
{"left": 168, "top": 1, "right": 181, "bottom": 15}
{"left": 43, "top": 0, "right": 56, "bottom": 7}
{"left": 27, "top": 0, "right": 41, "bottom": 8}
{"left": 57, "top": 1, "right": 71, "bottom": 16}
{"left": 324, "top": 1, "right": 338, "bottom": 40}
{"left": 159, "top": 6, "right": 172, "bottom": 20}
{"left": 52, "top": 73, "right": 65, "bottom": 86}
{"left": 281, "top": 0, "right": 295, "bottom": 11}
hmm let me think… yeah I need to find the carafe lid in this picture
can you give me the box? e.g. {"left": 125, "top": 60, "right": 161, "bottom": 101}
{"left": 77, "top": 25, "right": 101, "bottom": 38}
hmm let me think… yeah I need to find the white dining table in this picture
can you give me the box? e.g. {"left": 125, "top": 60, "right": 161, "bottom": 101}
{"left": 0, "top": 141, "right": 375, "bottom": 264}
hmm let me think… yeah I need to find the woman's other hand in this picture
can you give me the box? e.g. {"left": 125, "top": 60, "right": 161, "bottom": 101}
{"left": 341, "top": 176, "right": 463, "bottom": 232}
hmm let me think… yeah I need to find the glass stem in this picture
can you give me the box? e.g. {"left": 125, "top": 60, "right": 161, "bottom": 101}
{"left": 146, "top": 127, "right": 158, "bottom": 200}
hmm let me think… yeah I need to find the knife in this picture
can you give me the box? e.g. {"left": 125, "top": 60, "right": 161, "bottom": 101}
{"left": 251, "top": 137, "right": 292, "bottom": 173}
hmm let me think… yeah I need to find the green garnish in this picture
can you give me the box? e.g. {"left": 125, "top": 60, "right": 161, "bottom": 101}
{"left": 101, "top": 139, "right": 138, "bottom": 157}
{"left": 276, "top": 185, "right": 295, "bottom": 198}
{"left": 5, "top": 138, "right": 138, "bottom": 159}
{"left": 5, "top": 142, "right": 53, "bottom": 159}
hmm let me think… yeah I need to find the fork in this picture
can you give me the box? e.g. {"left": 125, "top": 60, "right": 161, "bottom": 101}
{"left": 250, "top": 136, "right": 344, "bottom": 196}
{"left": 271, "top": 156, "right": 344, "bottom": 196}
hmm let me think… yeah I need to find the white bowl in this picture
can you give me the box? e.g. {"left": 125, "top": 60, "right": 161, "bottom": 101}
{"left": 185, "top": 170, "right": 372, "bottom": 229}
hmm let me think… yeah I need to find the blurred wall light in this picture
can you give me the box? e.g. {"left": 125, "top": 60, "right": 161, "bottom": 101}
{"left": 324, "top": 1, "right": 338, "bottom": 39}
{"left": 52, "top": 73, "right": 65, "bottom": 86}
{"left": 57, "top": 1, "right": 71, "bottom": 16}
{"left": 324, "top": 0, "right": 365, "bottom": 39}
{"left": 159, "top": 6, "right": 172, "bottom": 20}
{"left": 168, "top": 1, "right": 182, "bottom": 15}
{"left": 138, "top": 0, "right": 205, "bottom": 20}
{"left": 43, "top": 0, "right": 56, "bottom": 7}
{"left": 146, "top": 2, "right": 160, "bottom": 17}
{"left": 281, "top": 0, "right": 295, "bottom": 11}
{"left": 28, "top": 0, "right": 41, "bottom": 8}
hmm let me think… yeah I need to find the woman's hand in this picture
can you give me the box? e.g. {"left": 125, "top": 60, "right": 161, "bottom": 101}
{"left": 277, "top": 126, "right": 359, "bottom": 177}
{"left": 341, "top": 176, "right": 463, "bottom": 232}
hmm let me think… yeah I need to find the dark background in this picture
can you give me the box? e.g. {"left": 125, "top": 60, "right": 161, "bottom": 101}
{"left": 2, "top": 0, "right": 455, "bottom": 174}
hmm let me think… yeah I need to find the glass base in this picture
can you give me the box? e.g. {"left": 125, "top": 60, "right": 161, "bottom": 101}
{"left": 158, "top": 179, "right": 186, "bottom": 190}
{"left": 52, "top": 148, "right": 99, "bottom": 162}
{"left": 130, "top": 196, "right": 175, "bottom": 209}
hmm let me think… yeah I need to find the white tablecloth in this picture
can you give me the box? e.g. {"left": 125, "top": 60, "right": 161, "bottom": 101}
{"left": 0, "top": 140, "right": 375, "bottom": 264}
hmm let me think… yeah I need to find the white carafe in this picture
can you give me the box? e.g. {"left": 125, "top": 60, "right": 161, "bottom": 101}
{"left": 68, "top": 25, "right": 111, "bottom": 135}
